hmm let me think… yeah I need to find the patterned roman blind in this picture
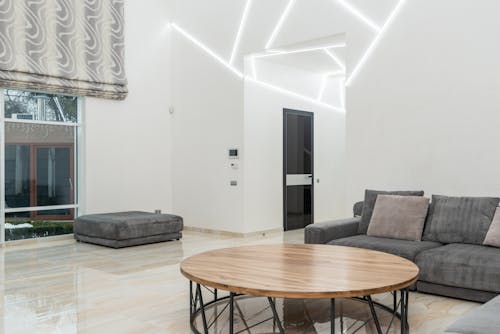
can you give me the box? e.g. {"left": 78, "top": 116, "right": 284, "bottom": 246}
{"left": 0, "top": 0, "right": 127, "bottom": 100}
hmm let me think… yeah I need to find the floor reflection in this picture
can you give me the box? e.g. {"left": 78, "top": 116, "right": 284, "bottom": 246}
{"left": 193, "top": 295, "right": 402, "bottom": 334}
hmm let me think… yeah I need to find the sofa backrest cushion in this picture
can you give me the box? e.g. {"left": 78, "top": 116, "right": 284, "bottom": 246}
{"left": 359, "top": 189, "right": 425, "bottom": 234}
{"left": 367, "top": 195, "right": 430, "bottom": 241}
{"left": 483, "top": 207, "right": 500, "bottom": 248}
{"left": 423, "top": 195, "right": 500, "bottom": 244}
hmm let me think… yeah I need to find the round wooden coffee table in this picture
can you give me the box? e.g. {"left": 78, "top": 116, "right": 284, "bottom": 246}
{"left": 181, "top": 244, "right": 419, "bottom": 334}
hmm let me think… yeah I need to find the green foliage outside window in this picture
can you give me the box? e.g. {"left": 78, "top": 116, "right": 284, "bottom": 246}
{"left": 4, "top": 89, "right": 78, "bottom": 122}
{"left": 5, "top": 220, "right": 74, "bottom": 241}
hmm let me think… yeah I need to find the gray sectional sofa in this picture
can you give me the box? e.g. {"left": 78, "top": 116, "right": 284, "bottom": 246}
{"left": 305, "top": 197, "right": 500, "bottom": 303}
{"left": 443, "top": 294, "right": 500, "bottom": 333}
{"left": 305, "top": 192, "right": 500, "bottom": 333}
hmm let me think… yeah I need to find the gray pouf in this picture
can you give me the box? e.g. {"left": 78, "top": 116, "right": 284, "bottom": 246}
{"left": 74, "top": 211, "right": 183, "bottom": 248}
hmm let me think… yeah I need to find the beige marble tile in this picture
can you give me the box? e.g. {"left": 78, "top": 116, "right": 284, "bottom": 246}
{"left": 0, "top": 230, "right": 480, "bottom": 333}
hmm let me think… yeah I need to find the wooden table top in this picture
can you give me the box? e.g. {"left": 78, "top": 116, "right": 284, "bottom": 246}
{"left": 180, "top": 244, "right": 419, "bottom": 299}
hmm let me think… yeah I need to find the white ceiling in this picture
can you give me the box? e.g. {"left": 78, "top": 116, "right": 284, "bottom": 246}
{"left": 171, "top": 0, "right": 402, "bottom": 106}
{"left": 173, "top": 0, "right": 399, "bottom": 71}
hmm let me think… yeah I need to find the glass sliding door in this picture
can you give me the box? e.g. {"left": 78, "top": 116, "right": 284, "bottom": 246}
{"left": 1, "top": 89, "right": 81, "bottom": 242}
{"left": 34, "top": 145, "right": 74, "bottom": 219}
{"left": 4, "top": 145, "right": 30, "bottom": 213}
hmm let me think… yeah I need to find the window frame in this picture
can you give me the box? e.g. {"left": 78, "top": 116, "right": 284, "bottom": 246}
{"left": 0, "top": 89, "right": 84, "bottom": 243}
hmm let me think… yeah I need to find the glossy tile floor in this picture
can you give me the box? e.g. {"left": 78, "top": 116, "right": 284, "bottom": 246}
{"left": 0, "top": 230, "right": 479, "bottom": 333}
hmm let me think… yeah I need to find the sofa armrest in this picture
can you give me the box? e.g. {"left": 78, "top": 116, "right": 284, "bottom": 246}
{"left": 304, "top": 217, "right": 360, "bottom": 244}
{"left": 353, "top": 201, "right": 364, "bottom": 217}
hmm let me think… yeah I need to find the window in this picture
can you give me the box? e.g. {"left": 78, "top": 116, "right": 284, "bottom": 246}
{"left": 0, "top": 89, "right": 82, "bottom": 242}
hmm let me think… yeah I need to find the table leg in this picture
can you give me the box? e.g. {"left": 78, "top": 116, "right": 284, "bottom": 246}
{"left": 393, "top": 291, "right": 397, "bottom": 313}
{"left": 331, "top": 298, "right": 335, "bottom": 334}
{"left": 189, "top": 281, "right": 193, "bottom": 321}
{"left": 402, "top": 288, "right": 410, "bottom": 334}
{"left": 406, "top": 289, "right": 410, "bottom": 332}
{"left": 267, "top": 297, "right": 285, "bottom": 334}
{"left": 400, "top": 289, "right": 406, "bottom": 334}
{"left": 229, "top": 292, "right": 234, "bottom": 334}
{"left": 196, "top": 284, "right": 209, "bottom": 334}
{"left": 367, "top": 296, "right": 383, "bottom": 334}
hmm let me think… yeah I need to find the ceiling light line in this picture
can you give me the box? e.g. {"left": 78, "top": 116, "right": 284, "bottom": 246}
{"left": 248, "top": 76, "right": 344, "bottom": 112}
{"left": 171, "top": 23, "right": 342, "bottom": 112}
{"left": 265, "top": 0, "right": 296, "bottom": 49}
{"left": 254, "top": 43, "right": 346, "bottom": 59}
{"left": 346, "top": 0, "right": 406, "bottom": 86}
{"left": 250, "top": 56, "right": 257, "bottom": 79}
{"left": 317, "top": 72, "right": 345, "bottom": 106}
{"left": 171, "top": 23, "right": 243, "bottom": 78}
{"left": 230, "top": 0, "right": 253, "bottom": 65}
{"left": 337, "top": 0, "right": 381, "bottom": 33}
{"left": 324, "top": 49, "right": 345, "bottom": 71}
{"left": 339, "top": 78, "right": 346, "bottom": 108}
{"left": 317, "top": 75, "right": 329, "bottom": 102}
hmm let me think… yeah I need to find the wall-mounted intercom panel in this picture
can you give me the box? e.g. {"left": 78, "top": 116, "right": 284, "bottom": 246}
{"left": 228, "top": 148, "right": 239, "bottom": 159}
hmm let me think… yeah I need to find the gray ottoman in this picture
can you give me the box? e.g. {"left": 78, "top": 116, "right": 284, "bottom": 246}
{"left": 74, "top": 211, "right": 183, "bottom": 248}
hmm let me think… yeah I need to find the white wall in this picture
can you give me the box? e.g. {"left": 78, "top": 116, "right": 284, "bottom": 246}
{"left": 83, "top": 0, "right": 174, "bottom": 215}
{"left": 243, "top": 61, "right": 346, "bottom": 233}
{"left": 254, "top": 59, "right": 325, "bottom": 100}
{"left": 168, "top": 0, "right": 349, "bottom": 233}
{"left": 346, "top": 0, "right": 500, "bottom": 206}
{"left": 80, "top": 0, "right": 500, "bottom": 234}
{"left": 170, "top": 29, "right": 245, "bottom": 233}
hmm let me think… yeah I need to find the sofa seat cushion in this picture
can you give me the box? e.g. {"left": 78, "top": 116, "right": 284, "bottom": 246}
{"left": 74, "top": 211, "right": 183, "bottom": 240}
{"left": 328, "top": 235, "right": 441, "bottom": 261}
{"left": 444, "top": 295, "right": 500, "bottom": 333}
{"left": 416, "top": 243, "right": 500, "bottom": 293}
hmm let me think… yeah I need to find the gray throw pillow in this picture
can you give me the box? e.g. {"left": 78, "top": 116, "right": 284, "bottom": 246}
{"left": 423, "top": 195, "right": 500, "bottom": 244}
{"left": 367, "top": 195, "right": 430, "bottom": 241}
{"left": 483, "top": 207, "right": 500, "bottom": 248}
{"left": 359, "top": 189, "right": 425, "bottom": 234}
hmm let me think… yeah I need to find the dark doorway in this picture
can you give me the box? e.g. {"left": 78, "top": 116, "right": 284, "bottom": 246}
{"left": 283, "top": 109, "right": 313, "bottom": 231}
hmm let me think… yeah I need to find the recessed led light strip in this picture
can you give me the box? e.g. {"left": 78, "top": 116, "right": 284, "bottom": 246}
{"left": 254, "top": 43, "right": 346, "bottom": 59}
{"left": 346, "top": 0, "right": 406, "bottom": 86}
{"left": 337, "top": 0, "right": 381, "bottom": 33}
{"left": 171, "top": 23, "right": 343, "bottom": 112}
{"left": 317, "top": 75, "right": 328, "bottom": 101}
{"left": 265, "top": 0, "right": 296, "bottom": 49}
{"left": 230, "top": 0, "right": 253, "bottom": 65}
{"left": 248, "top": 76, "right": 344, "bottom": 112}
{"left": 171, "top": 23, "right": 243, "bottom": 78}
{"left": 324, "top": 49, "right": 346, "bottom": 71}
{"left": 339, "top": 79, "right": 346, "bottom": 108}
{"left": 317, "top": 71, "right": 345, "bottom": 104}
{"left": 250, "top": 56, "right": 257, "bottom": 79}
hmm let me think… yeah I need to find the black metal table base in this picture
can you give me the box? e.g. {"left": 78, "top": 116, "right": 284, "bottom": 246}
{"left": 189, "top": 281, "right": 410, "bottom": 334}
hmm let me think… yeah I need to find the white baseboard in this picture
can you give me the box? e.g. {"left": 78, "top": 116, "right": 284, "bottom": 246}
{"left": 183, "top": 226, "right": 282, "bottom": 238}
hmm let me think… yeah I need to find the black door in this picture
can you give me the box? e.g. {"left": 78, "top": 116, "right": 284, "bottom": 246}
{"left": 283, "top": 109, "right": 313, "bottom": 231}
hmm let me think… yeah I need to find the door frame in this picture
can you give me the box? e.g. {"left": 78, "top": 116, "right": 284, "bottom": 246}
{"left": 31, "top": 143, "right": 75, "bottom": 220}
{"left": 4, "top": 142, "right": 75, "bottom": 221}
{"left": 283, "top": 108, "right": 314, "bottom": 231}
